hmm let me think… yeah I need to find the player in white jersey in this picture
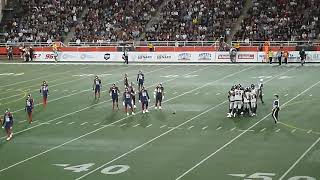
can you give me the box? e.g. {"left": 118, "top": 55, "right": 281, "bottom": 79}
{"left": 250, "top": 86, "right": 257, "bottom": 116}
{"left": 243, "top": 87, "right": 251, "bottom": 116}
{"left": 232, "top": 86, "right": 244, "bottom": 117}
{"left": 227, "top": 86, "right": 235, "bottom": 118}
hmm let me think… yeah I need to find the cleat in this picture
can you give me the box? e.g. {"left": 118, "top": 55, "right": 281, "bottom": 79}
{"left": 227, "top": 114, "right": 232, "bottom": 118}
{"left": 6, "top": 137, "right": 10, "bottom": 141}
{"left": 146, "top": 109, "right": 149, "bottom": 113}
{"left": 159, "top": 106, "right": 162, "bottom": 110}
{"left": 132, "top": 112, "right": 135, "bottom": 115}
{"left": 126, "top": 112, "right": 129, "bottom": 116}
{"left": 134, "top": 105, "right": 137, "bottom": 108}
{"left": 240, "top": 112, "right": 244, "bottom": 115}
{"left": 155, "top": 106, "right": 158, "bottom": 110}
{"left": 233, "top": 113, "right": 236, "bottom": 117}
{"left": 142, "top": 110, "right": 145, "bottom": 114}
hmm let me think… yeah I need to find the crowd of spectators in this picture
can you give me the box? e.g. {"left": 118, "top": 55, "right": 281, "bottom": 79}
{"left": 234, "top": 0, "right": 320, "bottom": 41}
{"left": 144, "top": 0, "right": 245, "bottom": 41}
{"left": 3, "top": 0, "right": 320, "bottom": 43}
{"left": 72, "top": 0, "right": 163, "bottom": 43}
{"left": 4, "top": 0, "right": 85, "bottom": 43}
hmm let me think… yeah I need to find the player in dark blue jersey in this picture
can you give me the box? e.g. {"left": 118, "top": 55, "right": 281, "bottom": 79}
{"left": 137, "top": 70, "right": 144, "bottom": 91}
{"left": 154, "top": 83, "right": 164, "bottom": 110}
{"left": 92, "top": 76, "right": 102, "bottom": 100}
{"left": 123, "top": 88, "right": 135, "bottom": 116}
{"left": 40, "top": 81, "right": 49, "bottom": 107}
{"left": 139, "top": 86, "right": 150, "bottom": 113}
{"left": 109, "top": 84, "right": 120, "bottom": 111}
{"left": 2, "top": 109, "right": 14, "bottom": 141}
{"left": 128, "top": 82, "right": 137, "bottom": 108}
{"left": 25, "top": 94, "right": 34, "bottom": 124}
{"left": 124, "top": 73, "right": 129, "bottom": 88}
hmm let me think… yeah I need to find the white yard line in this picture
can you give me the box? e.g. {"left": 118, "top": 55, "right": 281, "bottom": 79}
{"left": 0, "top": 66, "right": 252, "bottom": 174}
{"left": 291, "top": 129, "right": 296, "bottom": 133}
{"left": 174, "top": 79, "right": 320, "bottom": 180}
{"left": 230, "top": 127, "right": 236, "bottom": 131}
{"left": 278, "top": 136, "right": 320, "bottom": 180}
{"left": 307, "top": 130, "right": 312, "bottom": 134}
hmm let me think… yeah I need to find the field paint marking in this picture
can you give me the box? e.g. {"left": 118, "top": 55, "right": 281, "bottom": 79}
{"left": 0, "top": 65, "right": 203, "bottom": 141}
{"left": 173, "top": 92, "right": 178, "bottom": 94}
{"left": 309, "top": 94, "right": 312, "bottom": 97}
{"left": 133, "top": 124, "right": 140, "bottom": 128}
{"left": 160, "top": 125, "right": 167, "bottom": 129}
{"left": 216, "top": 93, "right": 221, "bottom": 95}
{"left": 194, "top": 92, "right": 199, "bottom": 95}
{"left": 0, "top": 66, "right": 251, "bottom": 173}
{"left": 238, "top": 129, "right": 254, "bottom": 132}
{"left": 93, "top": 122, "right": 100, "bottom": 126}
{"left": 10, "top": 65, "right": 171, "bottom": 115}
{"left": 291, "top": 129, "right": 296, "bottom": 133}
{"left": 230, "top": 127, "right": 236, "bottom": 131}
{"left": 216, "top": 126, "right": 222, "bottom": 130}
{"left": 19, "top": 121, "right": 25, "bottom": 124}
{"left": 168, "top": 127, "right": 184, "bottom": 130}
{"left": 80, "top": 122, "right": 88, "bottom": 126}
{"left": 188, "top": 126, "right": 194, "bottom": 130}
{"left": 279, "top": 136, "right": 320, "bottom": 180}
{"left": 146, "top": 124, "right": 152, "bottom": 128}
{"left": 285, "top": 94, "right": 289, "bottom": 97}
{"left": 1, "top": 66, "right": 88, "bottom": 88}
{"left": 55, "top": 121, "right": 63, "bottom": 125}
{"left": 75, "top": 101, "right": 228, "bottom": 180}
{"left": 260, "top": 128, "right": 266, "bottom": 132}
{"left": 202, "top": 126, "right": 208, "bottom": 130}
{"left": 307, "top": 130, "right": 312, "bottom": 134}
{"left": 119, "top": 123, "right": 127, "bottom": 127}
{"left": 68, "top": 122, "right": 75, "bottom": 125}
{"left": 276, "top": 129, "right": 281, "bottom": 133}
{"left": 175, "top": 79, "right": 320, "bottom": 180}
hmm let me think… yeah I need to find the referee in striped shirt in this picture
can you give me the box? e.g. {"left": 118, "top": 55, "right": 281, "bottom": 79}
{"left": 272, "top": 94, "right": 280, "bottom": 123}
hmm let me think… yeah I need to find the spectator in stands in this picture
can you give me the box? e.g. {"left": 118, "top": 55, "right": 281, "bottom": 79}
{"left": 148, "top": 42, "right": 154, "bottom": 52}
{"left": 268, "top": 49, "right": 273, "bottom": 64}
{"left": 6, "top": 46, "right": 13, "bottom": 61}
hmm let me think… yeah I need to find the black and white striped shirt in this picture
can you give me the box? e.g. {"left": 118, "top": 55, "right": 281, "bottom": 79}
{"left": 273, "top": 99, "right": 279, "bottom": 109}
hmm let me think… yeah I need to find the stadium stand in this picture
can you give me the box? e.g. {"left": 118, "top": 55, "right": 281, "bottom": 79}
{"left": 234, "top": 0, "right": 320, "bottom": 41}
{"left": 3, "top": 0, "right": 85, "bottom": 43}
{"left": 144, "top": 0, "right": 245, "bottom": 41}
{"left": 72, "top": 0, "right": 163, "bottom": 43}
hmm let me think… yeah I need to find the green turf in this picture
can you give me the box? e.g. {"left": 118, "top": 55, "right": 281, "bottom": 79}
{"left": 0, "top": 63, "right": 319, "bottom": 180}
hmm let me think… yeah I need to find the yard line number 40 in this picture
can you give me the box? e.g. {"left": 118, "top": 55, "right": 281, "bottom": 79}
{"left": 53, "top": 163, "right": 130, "bottom": 175}
{"left": 229, "top": 172, "right": 316, "bottom": 180}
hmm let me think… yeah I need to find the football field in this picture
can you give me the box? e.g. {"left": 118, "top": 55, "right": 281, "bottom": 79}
{"left": 0, "top": 62, "right": 319, "bottom": 180}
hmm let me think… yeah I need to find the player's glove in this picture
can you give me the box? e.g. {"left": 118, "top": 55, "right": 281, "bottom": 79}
{"left": 122, "top": 101, "right": 125, "bottom": 106}
{"left": 109, "top": 93, "right": 112, "bottom": 96}
{"left": 1, "top": 126, "right": 4, "bottom": 129}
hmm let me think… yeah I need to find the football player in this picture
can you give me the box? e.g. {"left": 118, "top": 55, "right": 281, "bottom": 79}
{"left": 154, "top": 83, "right": 164, "bottom": 110}
{"left": 227, "top": 86, "right": 235, "bottom": 117}
{"left": 257, "top": 79, "right": 264, "bottom": 104}
{"left": 123, "top": 88, "right": 135, "bottom": 116}
{"left": 109, "top": 84, "right": 120, "bottom": 111}
{"left": 124, "top": 73, "right": 129, "bottom": 87}
{"left": 40, "top": 81, "right": 49, "bottom": 107}
{"left": 137, "top": 70, "right": 144, "bottom": 91}
{"left": 1, "top": 109, "right": 14, "bottom": 141}
{"left": 25, "top": 94, "right": 34, "bottom": 124}
{"left": 139, "top": 86, "right": 150, "bottom": 113}
{"left": 250, "top": 84, "right": 257, "bottom": 116}
{"left": 232, "top": 85, "right": 244, "bottom": 117}
{"left": 128, "top": 82, "right": 137, "bottom": 108}
{"left": 243, "top": 87, "right": 251, "bottom": 116}
{"left": 92, "top": 76, "right": 102, "bottom": 100}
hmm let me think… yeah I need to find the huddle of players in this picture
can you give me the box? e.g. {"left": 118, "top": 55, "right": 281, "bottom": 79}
{"left": 1, "top": 81, "right": 48, "bottom": 141}
{"left": 227, "top": 79, "right": 264, "bottom": 118}
{"left": 93, "top": 70, "right": 165, "bottom": 116}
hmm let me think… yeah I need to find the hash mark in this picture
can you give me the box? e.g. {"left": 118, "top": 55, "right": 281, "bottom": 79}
{"left": 68, "top": 122, "right": 75, "bottom": 125}
{"left": 81, "top": 122, "right": 88, "bottom": 126}
{"left": 230, "top": 127, "right": 236, "bottom": 131}
{"left": 260, "top": 128, "right": 266, "bottom": 132}
{"left": 276, "top": 129, "right": 281, "bottom": 133}
{"left": 146, "top": 124, "right": 152, "bottom": 128}
{"left": 119, "top": 123, "right": 127, "bottom": 127}
{"left": 56, "top": 121, "right": 63, "bottom": 124}
{"left": 202, "top": 126, "right": 208, "bottom": 130}
{"left": 133, "top": 124, "right": 140, "bottom": 127}
{"left": 160, "top": 125, "right": 167, "bottom": 129}
{"left": 216, "top": 126, "right": 222, "bottom": 130}
{"left": 188, "top": 126, "right": 194, "bottom": 130}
